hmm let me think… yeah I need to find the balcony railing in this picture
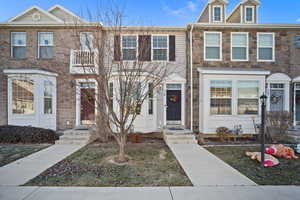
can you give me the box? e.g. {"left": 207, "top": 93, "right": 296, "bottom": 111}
{"left": 70, "top": 49, "right": 98, "bottom": 74}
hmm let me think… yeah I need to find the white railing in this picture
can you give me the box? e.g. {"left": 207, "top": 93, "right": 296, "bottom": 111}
{"left": 70, "top": 49, "right": 98, "bottom": 74}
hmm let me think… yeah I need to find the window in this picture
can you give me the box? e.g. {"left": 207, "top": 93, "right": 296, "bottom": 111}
{"left": 12, "top": 80, "right": 34, "bottom": 114}
{"left": 210, "top": 80, "right": 232, "bottom": 115}
{"left": 109, "top": 82, "right": 114, "bottom": 110}
{"left": 295, "top": 35, "right": 300, "bottom": 48}
{"left": 238, "top": 81, "right": 259, "bottom": 115}
{"left": 213, "top": 6, "right": 222, "bottom": 22}
{"left": 245, "top": 6, "right": 254, "bottom": 23}
{"left": 231, "top": 33, "right": 248, "bottom": 61}
{"left": 11, "top": 32, "right": 26, "bottom": 58}
{"left": 80, "top": 32, "right": 93, "bottom": 51}
{"left": 269, "top": 83, "right": 285, "bottom": 111}
{"left": 152, "top": 35, "right": 168, "bottom": 61}
{"left": 257, "top": 33, "right": 275, "bottom": 62}
{"left": 204, "top": 32, "right": 222, "bottom": 61}
{"left": 44, "top": 81, "right": 53, "bottom": 114}
{"left": 148, "top": 83, "right": 154, "bottom": 115}
{"left": 122, "top": 35, "right": 137, "bottom": 60}
{"left": 38, "top": 32, "right": 54, "bottom": 58}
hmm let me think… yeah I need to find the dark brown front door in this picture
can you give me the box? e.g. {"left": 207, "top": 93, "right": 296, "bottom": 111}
{"left": 80, "top": 88, "right": 95, "bottom": 125}
{"left": 166, "top": 90, "right": 181, "bottom": 121}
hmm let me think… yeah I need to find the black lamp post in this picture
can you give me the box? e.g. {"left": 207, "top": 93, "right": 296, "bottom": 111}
{"left": 260, "top": 93, "right": 267, "bottom": 168}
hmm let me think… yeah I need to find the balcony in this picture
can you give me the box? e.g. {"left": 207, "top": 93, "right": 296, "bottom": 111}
{"left": 70, "top": 49, "right": 98, "bottom": 74}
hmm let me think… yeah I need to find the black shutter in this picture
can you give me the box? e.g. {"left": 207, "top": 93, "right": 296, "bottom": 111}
{"left": 114, "top": 35, "right": 121, "bottom": 61}
{"left": 138, "top": 35, "right": 151, "bottom": 61}
{"left": 169, "top": 35, "right": 176, "bottom": 61}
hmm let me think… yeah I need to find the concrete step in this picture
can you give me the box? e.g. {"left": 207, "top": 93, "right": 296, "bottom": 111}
{"left": 285, "top": 135, "right": 300, "bottom": 143}
{"left": 55, "top": 140, "right": 89, "bottom": 145}
{"left": 59, "top": 135, "right": 90, "bottom": 140}
{"left": 165, "top": 139, "right": 197, "bottom": 145}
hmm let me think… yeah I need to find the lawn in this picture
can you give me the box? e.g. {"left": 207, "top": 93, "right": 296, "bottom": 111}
{"left": 205, "top": 146, "right": 300, "bottom": 185}
{"left": 25, "top": 142, "right": 192, "bottom": 187}
{"left": 0, "top": 144, "right": 51, "bottom": 167}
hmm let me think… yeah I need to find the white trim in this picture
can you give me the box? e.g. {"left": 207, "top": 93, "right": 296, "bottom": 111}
{"left": 151, "top": 34, "right": 169, "bottom": 62}
{"left": 189, "top": 25, "right": 194, "bottom": 131}
{"left": 4, "top": 69, "right": 58, "bottom": 77}
{"left": 244, "top": 6, "right": 255, "bottom": 23}
{"left": 7, "top": 5, "right": 64, "bottom": 23}
{"left": 10, "top": 32, "right": 27, "bottom": 58}
{"left": 48, "top": 4, "right": 89, "bottom": 24}
{"left": 212, "top": 5, "right": 223, "bottom": 23}
{"left": 197, "top": 68, "right": 270, "bottom": 75}
{"left": 121, "top": 34, "right": 138, "bottom": 61}
{"left": 38, "top": 32, "right": 54, "bottom": 59}
{"left": 257, "top": 32, "right": 275, "bottom": 62}
{"left": 230, "top": 32, "right": 249, "bottom": 61}
{"left": 204, "top": 31, "right": 222, "bottom": 61}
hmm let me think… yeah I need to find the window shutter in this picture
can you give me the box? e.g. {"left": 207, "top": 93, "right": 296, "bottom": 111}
{"left": 114, "top": 35, "right": 121, "bottom": 61}
{"left": 138, "top": 35, "right": 151, "bottom": 61}
{"left": 169, "top": 35, "right": 176, "bottom": 61}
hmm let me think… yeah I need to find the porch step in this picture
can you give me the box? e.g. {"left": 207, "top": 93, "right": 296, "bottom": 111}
{"left": 163, "top": 128, "right": 197, "bottom": 145}
{"left": 55, "top": 129, "right": 95, "bottom": 145}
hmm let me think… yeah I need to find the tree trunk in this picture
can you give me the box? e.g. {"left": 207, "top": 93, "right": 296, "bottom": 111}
{"left": 116, "top": 134, "right": 127, "bottom": 163}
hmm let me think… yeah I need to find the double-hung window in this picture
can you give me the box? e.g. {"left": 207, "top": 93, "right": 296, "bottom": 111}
{"left": 245, "top": 6, "right": 254, "bottom": 23}
{"left": 257, "top": 33, "right": 275, "bottom": 62}
{"left": 238, "top": 81, "right": 259, "bottom": 115}
{"left": 152, "top": 35, "right": 168, "bottom": 61}
{"left": 12, "top": 79, "right": 34, "bottom": 114}
{"left": 11, "top": 32, "right": 26, "bottom": 59}
{"left": 210, "top": 80, "right": 232, "bottom": 115}
{"left": 204, "top": 32, "right": 222, "bottom": 61}
{"left": 231, "top": 33, "right": 248, "bottom": 61}
{"left": 122, "top": 35, "right": 137, "bottom": 60}
{"left": 80, "top": 32, "right": 93, "bottom": 51}
{"left": 213, "top": 6, "right": 222, "bottom": 22}
{"left": 44, "top": 81, "right": 53, "bottom": 114}
{"left": 148, "top": 83, "right": 154, "bottom": 115}
{"left": 38, "top": 32, "right": 54, "bottom": 58}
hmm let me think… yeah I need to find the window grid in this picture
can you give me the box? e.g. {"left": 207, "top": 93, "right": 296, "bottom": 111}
{"left": 213, "top": 6, "right": 222, "bottom": 22}
{"left": 257, "top": 33, "right": 275, "bottom": 62}
{"left": 237, "top": 81, "right": 259, "bottom": 115}
{"left": 44, "top": 81, "right": 53, "bottom": 114}
{"left": 38, "top": 32, "right": 54, "bottom": 59}
{"left": 11, "top": 32, "right": 26, "bottom": 58}
{"left": 204, "top": 32, "right": 222, "bottom": 61}
{"left": 12, "top": 79, "right": 34, "bottom": 115}
{"left": 245, "top": 6, "right": 254, "bottom": 23}
{"left": 210, "top": 80, "right": 232, "bottom": 115}
{"left": 152, "top": 35, "right": 168, "bottom": 61}
{"left": 122, "top": 35, "right": 137, "bottom": 61}
{"left": 231, "top": 32, "right": 249, "bottom": 61}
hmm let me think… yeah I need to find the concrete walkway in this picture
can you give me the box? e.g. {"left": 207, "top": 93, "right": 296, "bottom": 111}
{"left": 168, "top": 144, "right": 256, "bottom": 186}
{"left": 0, "top": 144, "right": 84, "bottom": 186}
{"left": 1, "top": 186, "right": 300, "bottom": 200}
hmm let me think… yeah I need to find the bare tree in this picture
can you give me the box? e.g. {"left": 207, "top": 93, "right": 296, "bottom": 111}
{"left": 70, "top": 2, "right": 172, "bottom": 163}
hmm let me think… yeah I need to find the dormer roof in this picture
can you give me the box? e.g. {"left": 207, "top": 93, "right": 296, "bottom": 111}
{"left": 48, "top": 4, "right": 88, "bottom": 23}
{"left": 197, "top": 0, "right": 228, "bottom": 23}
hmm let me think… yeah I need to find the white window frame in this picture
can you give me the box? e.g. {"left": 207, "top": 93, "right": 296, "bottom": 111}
{"left": 257, "top": 32, "right": 275, "bottom": 62}
{"left": 237, "top": 80, "right": 260, "bottom": 116}
{"left": 151, "top": 34, "right": 169, "bottom": 62}
{"left": 121, "top": 34, "right": 138, "bottom": 61}
{"left": 244, "top": 6, "right": 255, "bottom": 23}
{"left": 44, "top": 80, "right": 54, "bottom": 115}
{"left": 11, "top": 32, "right": 26, "bottom": 58}
{"left": 38, "top": 32, "right": 54, "bottom": 59}
{"left": 80, "top": 32, "right": 94, "bottom": 51}
{"left": 204, "top": 32, "right": 222, "bottom": 61}
{"left": 212, "top": 5, "right": 223, "bottom": 23}
{"left": 231, "top": 32, "right": 249, "bottom": 62}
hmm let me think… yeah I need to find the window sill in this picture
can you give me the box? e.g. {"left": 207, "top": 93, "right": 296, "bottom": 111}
{"left": 257, "top": 60, "right": 275, "bottom": 63}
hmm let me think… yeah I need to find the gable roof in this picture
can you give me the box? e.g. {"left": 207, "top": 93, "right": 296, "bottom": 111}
{"left": 208, "top": 0, "right": 228, "bottom": 4}
{"left": 226, "top": 0, "right": 261, "bottom": 21}
{"left": 196, "top": 0, "right": 229, "bottom": 23}
{"left": 48, "top": 4, "right": 88, "bottom": 23}
{"left": 7, "top": 5, "right": 64, "bottom": 24}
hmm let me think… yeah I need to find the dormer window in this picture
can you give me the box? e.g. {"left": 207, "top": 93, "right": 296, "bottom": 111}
{"left": 213, "top": 6, "right": 222, "bottom": 22}
{"left": 245, "top": 6, "right": 254, "bottom": 23}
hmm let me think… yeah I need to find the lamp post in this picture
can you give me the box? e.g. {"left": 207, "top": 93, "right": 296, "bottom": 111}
{"left": 260, "top": 93, "right": 267, "bottom": 168}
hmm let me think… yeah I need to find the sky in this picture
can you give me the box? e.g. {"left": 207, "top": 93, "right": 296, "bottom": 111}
{"left": 0, "top": 0, "right": 300, "bottom": 26}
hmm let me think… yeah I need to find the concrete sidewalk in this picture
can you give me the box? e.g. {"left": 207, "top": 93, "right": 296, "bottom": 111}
{"left": 1, "top": 186, "right": 300, "bottom": 200}
{"left": 168, "top": 144, "right": 256, "bottom": 186}
{"left": 0, "top": 144, "right": 84, "bottom": 186}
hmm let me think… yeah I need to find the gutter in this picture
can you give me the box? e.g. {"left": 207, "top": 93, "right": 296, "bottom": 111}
{"left": 189, "top": 24, "right": 194, "bottom": 132}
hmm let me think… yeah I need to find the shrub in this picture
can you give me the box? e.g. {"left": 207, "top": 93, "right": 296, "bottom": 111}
{"left": 216, "top": 127, "right": 231, "bottom": 142}
{"left": 266, "top": 111, "right": 292, "bottom": 143}
{"left": 0, "top": 126, "right": 59, "bottom": 144}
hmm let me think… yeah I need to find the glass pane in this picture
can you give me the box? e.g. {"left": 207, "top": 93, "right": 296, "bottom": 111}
{"left": 259, "top": 48, "right": 273, "bottom": 60}
{"left": 39, "top": 33, "right": 53, "bottom": 45}
{"left": 153, "top": 36, "right": 168, "bottom": 48}
{"left": 238, "top": 81, "right": 259, "bottom": 98}
{"left": 246, "top": 7, "right": 253, "bottom": 21}
{"left": 238, "top": 99, "right": 258, "bottom": 115}
{"left": 80, "top": 32, "right": 93, "bottom": 50}
{"left": 232, "top": 47, "right": 247, "bottom": 60}
{"left": 148, "top": 99, "right": 153, "bottom": 115}
{"left": 122, "top": 36, "right": 137, "bottom": 48}
{"left": 44, "top": 81, "right": 53, "bottom": 97}
{"left": 210, "top": 99, "right": 231, "bottom": 115}
{"left": 270, "top": 83, "right": 284, "bottom": 89}
{"left": 296, "top": 90, "right": 300, "bottom": 121}
{"left": 259, "top": 34, "right": 273, "bottom": 46}
{"left": 166, "top": 84, "right": 181, "bottom": 90}
{"left": 214, "top": 7, "right": 221, "bottom": 21}
{"left": 122, "top": 49, "right": 136, "bottom": 60}
{"left": 205, "top": 33, "right": 220, "bottom": 46}
{"left": 153, "top": 49, "right": 167, "bottom": 60}
{"left": 270, "top": 90, "right": 284, "bottom": 111}
{"left": 13, "top": 47, "right": 26, "bottom": 58}
{"left": 44, "top": 98, "right": 52, "bottom": 114}
{"left": 12, "top": 80, "right": 34, "bottom": 114}
{"left": 40, "top": 46, "right": 53, "bottom": 58}
{"left": 210, "top": 80, "right": 232, "bottom": 98}
{"left": 206, "top": 47, "right": 220, "bottom": 59}
{"left": 232, "top": 34, "right": 247, "bottom": 46}
{"left": 12, "top": 32, "right": 26, "bottom": 45}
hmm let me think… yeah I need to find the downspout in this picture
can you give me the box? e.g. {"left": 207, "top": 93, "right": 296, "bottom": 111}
{"left": 189, "top": 24, "right": 194, "bottom": 131}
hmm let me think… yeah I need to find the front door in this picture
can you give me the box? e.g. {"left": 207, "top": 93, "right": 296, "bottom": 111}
{"left": 80, "top": 88, "right": 95, "bottom": 125}
{"left": 166, "top": 90, "right": 181, "bottom": 121}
